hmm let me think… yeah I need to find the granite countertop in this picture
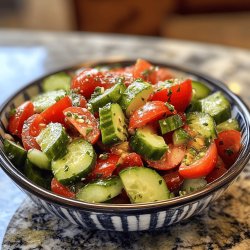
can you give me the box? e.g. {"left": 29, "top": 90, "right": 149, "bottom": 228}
{"left": 0, "top": 29, "right": 250, "bottom": 249}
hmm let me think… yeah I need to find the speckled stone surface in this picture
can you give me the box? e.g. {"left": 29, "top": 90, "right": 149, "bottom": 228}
{"left": 0, "top": 29, "right": 250, "bottom": 249}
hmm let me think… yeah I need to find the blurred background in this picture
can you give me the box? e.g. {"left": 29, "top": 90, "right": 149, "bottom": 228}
{"left": 0, "top": 0, "right": 250, "bottom": 48}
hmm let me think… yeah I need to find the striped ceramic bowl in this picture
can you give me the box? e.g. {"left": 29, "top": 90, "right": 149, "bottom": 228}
{"left": 1, "top": 60, "right": 250, "bottom": 232}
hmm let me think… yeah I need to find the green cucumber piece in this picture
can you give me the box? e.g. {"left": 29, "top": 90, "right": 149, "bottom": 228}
{"left": 76, "top": 176, "right": 123, "bottom": 203}
{"left": 32, "top": 90, "right": 66, "bottom": 113}
{"left": 190, "top": 91, "right": 231, "bottom": 124}
{"left": 89, "top": 81, "right": 126, "bottom": 112}
{"left": 191, "top": 81, "right": 211, "bottom": 101}
{"left": 42, "top": 72, "right": 71, "bottom": 92}
{"left": 216, "top": 118, "right": 240, "bottom": 133}
{"left": 24, "top": 159, "right": 52, "bottom": 189}
{"left": 187, "top": 112, "right": 217, "bottom": 141}
{"left": 27, "top": 149, "right": 51, "bottom": 170}
{"left": 181, "top": 178, "right": 207, "bottom": 194}
{"left": 99, "top": 103, "right": 128, "bottom": 145}
{"left": 52, "top": 139, "right": 96, "bottom": 185}
{"left": 119, "top": 80, "right": 153, "bottom": 117}
{"left": 130, "top": 126, "right": 168, "bottom": 160}
{"left": 36, "top": 123, "right": 69, "bottom": 160}
{"left": 159, "top": 114, "right": 184, "bottom": 135}
{"left": 173, "top": 128, "right": 190, "bottom": 146}
{"left": 3, "top": 139, "right": 27, "bottom": 169}
{"left": 119, "top": 167, "right": 170, "bottom": 203}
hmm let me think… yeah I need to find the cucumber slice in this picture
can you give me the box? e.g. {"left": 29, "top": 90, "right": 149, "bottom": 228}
{"left": 173, "top": 128, "right": 190, "bottom": 146}
{"left": 191, "top": 81, "right": 211, "bottom": 101}
{"left": 130, "top": 126, "right": 168, "bottom": 160}
{"left": 187, "top": 112, "right": 217, "bottom": 141}
{"left": 120, "top": 80, "right": 153, "bottom": 117}
{"left": 99, "top": 103, "right": 128, "bottom": 145}
{"left": 181, "top": 178, "right": 207, "bottom": 194}
{"left": 24, "top": 159, "right": 52, "bottom": 189}
{"left": 42, "top": 72, "right": 71, "bottom": 92}
{"left": 36, "top": 123, "right": 69, "bottom": 160}
{"left": 76, "top": 177, "right": 123, "bottom": 203}
{"left": 216, "top": 118, "right": 240, "bottom": 133}
{"left": 190, "top": 91, "right": 231, "bottom": 124}
{"left": 119, "top": 167, "right": 170, "bottom": 203}
{"left": 52, "top": 139, "right": 96, "bottom": 185}
{"left": 159, "top": 114, "right": 184, "bottom": 135}
{"left": 3, "top": 139, "right": 27, "bottom": 169}
{"left": 27, "top": 149, "right": 51, "bottom": 170}
{"left": 32, "top": 90, "right": 66, "bottom": 113}
{"left": 89, "top": 81, "right": 126, "bottom": 112}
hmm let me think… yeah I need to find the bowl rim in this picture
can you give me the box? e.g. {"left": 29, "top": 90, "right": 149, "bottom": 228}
{"left": 1, "top": 59, "right": 250, "bottom": 213}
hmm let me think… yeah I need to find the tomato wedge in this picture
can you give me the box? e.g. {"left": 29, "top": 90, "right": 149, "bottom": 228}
{"left": 21, "top": 114, "right": 46, "bottom": 150}
{"left": 51, "top": 178, "right": 75, "bottom": 198}
{"left": 129, "top": 101, "right": 176, "bottom": 130}
{"left": 8, "top": 101, "right": 34, "bottom": 138}
{"left": 71, "top": 69, "right": 114, "bottom": 99}
{"left": 205, "top": 156, "right": 227, "bottom": 183}
{"left": 87, "top": 153, "right": 120, "bottom": 180}
{"left": 156, "top": 68, "right": 173, "bottom": 82}
{"left": 114, "top": 152, "right": 143, "bottom": 174}
{"left": 63, "top": 107, "right": 100, "bottom": 144}
{"left": 41, "top": 96, "right": 72, "bottom": 124}
{"left": 151, "top": 79, "right": 192, "bottom": 112}
{"left": 147, "top": 144, "right": 186, "bottom": 170}
{"left": 179, "top": 142, "right": 218, "bottom": 179}
{"left": 133, "top": 58, "right": 158, "bottom": 84}
{"left": 163, "top": 170, "right": 184, "bottom": 193}
{"left": 215, "top": 130, "right": 241, "bottom": 166}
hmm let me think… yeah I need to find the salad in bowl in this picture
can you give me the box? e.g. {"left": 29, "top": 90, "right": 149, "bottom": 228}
{"left": 3, "top": 58, "right": 242, "bottom": 205}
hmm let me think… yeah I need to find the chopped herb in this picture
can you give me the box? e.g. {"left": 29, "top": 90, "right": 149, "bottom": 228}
{"left": 99, "top": 153, "right": 109, "bottom": 160}
{"left": 203, "top": 123, "right": 208, "bottom": 126}
{"left": 225, "top": 148, "right": 234, "bottom": 156}
{"left": 107, "top": 194, "right": 112, "bottom": 200}
{"left": 64, "top": 165, "right": 69, "bottom": 172}
{"left": 117, "top": 128, "right": 121, "bottom": 132}
{"left": 167, "top": 89, "right": 173, "bottom": 97}
{"left": 165, "top": 102, "right": 175, "bottom": 112}
{"left": 159, "top": 180, "right": 162, "bottom": 185}
{"left": 9, "top": 108, "right": 16, "bottom": 117}
{"left": 86, "top": 127, "right": 93, "bottom": 135}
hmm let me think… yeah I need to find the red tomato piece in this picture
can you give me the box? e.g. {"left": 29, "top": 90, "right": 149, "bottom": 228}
{"left": 87, "top": 153, "right": 120, "bottom": 180}
{"left": 133, "top": 59, "right": 158, "bottom": 84}
{"left": 147, "top": 144, "right": 186, "bottom": 170}
{"left": 109, "top": 189, "right": 131, "bottom": 204}
{"left": 8, "top": 101, "right": 34, "bottom": 138}
{"left": 151, "top": 79, "right": 192, "bottom": 112}
{"left": 51, "top": 178, "right": 75, "bottom": 198}
{"left": 114, "top": 152, "right": 143, "bottom": 174}
{"left": 21, "top": 114, "right": 45, "bottom": 150}
{"left": 129, "top": 101, "right": 176, "bottom": 130}
{"left": 179, "top": 142, "right": 218, "bottom": 179}
{"left": 205, "top": 156, "right": 227, "bottom": 183}
{"left": 163, "top": 170, "right": 184, "bottom": 193}
{"left": 156, "top": 68, "right": 173, "bottom": 82}
{"left": 215, "top": 130, "right": 241, "bottom": 166}
{"left": 63, "top": 107, "right": 100, "bottom": 144}
{"left": 41, "top": 96, "right": 72, "bottom": 124}
{"left": 71, "top": 69, "right": 113, "bottom": 99}
{"left": 106, "top": 70, "right": 134, "bottom": 87}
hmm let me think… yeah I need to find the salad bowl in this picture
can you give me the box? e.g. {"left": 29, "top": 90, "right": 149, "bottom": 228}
{"left": 0, "top": 60, "right": 250, "bottom": 231}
